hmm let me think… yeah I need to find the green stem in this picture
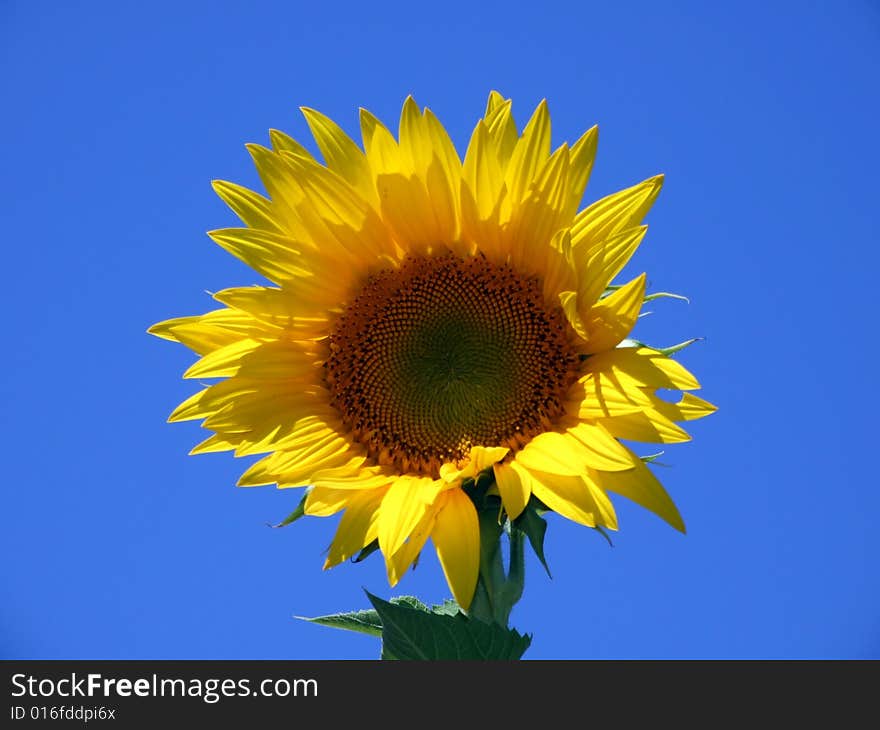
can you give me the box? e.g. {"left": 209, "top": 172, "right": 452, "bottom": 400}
{"left": 467, "top": 502, "right": 526, "bottom": 627}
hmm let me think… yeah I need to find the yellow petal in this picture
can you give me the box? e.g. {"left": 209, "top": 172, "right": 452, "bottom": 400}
{"left": 558, "top": 290, "right": 591, "bottom": 341}
{"left": 169, "top": 377, "right": 314, "bottom": 431}
{"left": 484, "top": 89, "right": 508, "bottom": 116}
{"left": 360, "top": 108, "right": 400, "bottom": 175}
{"left": 149, "top": 308, "right": 278, "bottom": 356}
{"left": 324, "top": 487, "right": 387, "bottom": 568}
{"left": 570, "top": 175, "right": 663, "bottom": 251}
{"left": 508, "top": 145, "right": 570, "bottom": 267}
{"left": 431, "top": 489, "right": 480, "bottom": 610}
{"left": 563, "top": 125, "right": 599, "bottom": 220}
{"left": 268, "top": 128, "right": 312, "bottom": 158}
{"left": 202, "top": 393, "right": 309, "bottom": 435}
{"left": 440, "top": 445, "right": 511, "bottom": 483}
{"left": 232, "top": 414, "right": 337, "bottom": 457}
{"left": 237, "top": 432, "right": 354, "bottom": 487}
{"left": 278, "top": 152, "right": 392, "bottom": 261}
{"left": 516, "top": 430, "right": 593, "bottom": 476}
{"left": 308, "top": 458, "right": 378, "bottom": 482}
{"left": 525, "top": 469, "right": 618, "bottom": 529}
{"left": 168, "top": 380, "right": 255, "bottom": 423}
{"left": 504, "top": 99, "right": 551, "bottom": 205}
{"left": 386, "top": 501, "right": 439, "bottom": 586}
{"left": 648, "top": 392, "right": 717, "bottom": 421}
{"left": 182, "top": 338, "right": 263, "bottom": 378}
{"left": 377, "top": 476, "right": 442, "bottom": 557}
{"left": 189, "top": 433, "right": 239, "bottom": 455}
{"left": 245, "top": 144, "right": 311, "bottom": 234}
{"left": 584, "top": 347, "right": 701, "bottom": 391}
{"left": 398, "top": 96, "right": 430, "bottom": 173}
{"left": 304, "top": 486, "right": 353, "bottom": 517}
{"left": 211, "top": 180, "right": 285, "bottom": 233}
{"left": 207, "top": 228, "right": 309, "bottom": 284}
{"left": 397, "top": 95, "right": 463, "bottom": 246}
{"left": 576, "top": 225, "right": 648, "bottom": 308}
{"left": 182, "top": 338, "right": 315, "bottom": 380}
{"left": 276, "top": 436, "right": 358, "bottom": 488}
{"left": 580, "top": 273, "right": 647, "bottom": 354}
{"left": 565, "top": 421, "right": 635, "bottom": 471}
{"left": 300, "top": 107, "right": 378, "bottom": 208}
{"left": 375, "top": 171, "right": 438, "bottom": 254}
{"left": 239, "top": 416, "right": 344, "bottom": 457}
{"left": 598, "top": 409, "right": 692, "bottom": 443}
{"left": 312, "top": 469, "right": 395, "bottom": 491}
{"left": 424, "top": 160, "right": 460, "bottom": 246}
{"left": 483, "top": 96, "right": 518, "bottom": 168}
{"left": 492, "top": 461, "right": 531, "bottom": 519}
{"left": 571, "top": 371, "right": 652, "bottom": 419}
{"left": 542, "top": 229, "right": 578, "bottom": 302}
{"left": 212, "top": 286, "right": 329, "bottom": 337}
{"left": 462, "top": 120, "right": 505, "bottom": 219}
{"left": 592, "top": 452, "right": 685, "bottom": 533}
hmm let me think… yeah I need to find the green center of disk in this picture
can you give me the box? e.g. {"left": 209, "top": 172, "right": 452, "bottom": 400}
{"left": 324, "top": 253, "right": 578, "bottom": 475}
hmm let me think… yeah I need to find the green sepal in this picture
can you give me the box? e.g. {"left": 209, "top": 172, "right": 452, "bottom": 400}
{"left": 352, "top": 538, "right": 380, "bottom": 563}
{"left": 600, "top": 284, "right": 624, "bottom": 298}
{"left": 654, "top": 337, "right": 703, "bottom": 356}
{"left": 643, "top": 291, "right": 690, "bottom": 304}
{"left": 640, "top": 450, "right": 670, "bottom": 467}
{"left": 593, "top": 525, "right": 615, "bottom": 547}
{"left": 269, "top": 491, "right": 307, "bottom": 528}
{"left": 617, "top": 337, "right": 703, "bottom": 357}
{"left": 366, "top": 591, "right": 531, "bottom": 660}
{"left": 513, "top": 501, "right": 552, "bottom": 577}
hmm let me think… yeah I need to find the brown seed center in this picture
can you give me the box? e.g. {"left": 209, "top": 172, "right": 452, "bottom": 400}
{"left": 323, "top": 253, "right": 579, "bottom": 475}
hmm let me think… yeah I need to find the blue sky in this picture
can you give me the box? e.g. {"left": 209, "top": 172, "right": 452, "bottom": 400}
{"left": 2, "top": 0, "right": 878, "bottom": 659}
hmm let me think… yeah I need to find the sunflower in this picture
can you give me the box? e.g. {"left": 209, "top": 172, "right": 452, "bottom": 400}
{"left": 149, "top": 92, "right": 715, "bottom": 611}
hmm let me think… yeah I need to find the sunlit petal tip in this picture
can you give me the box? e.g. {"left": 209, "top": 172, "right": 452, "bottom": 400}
{"left": 438, "top": 462, "right": 462, "bottom": 483}
{"left": 235, "top": 471, "right": 274, "bottom": 489}
{"left": 493, "top": 462, "right": 530, "bottom": 520}
{"left": 146, "top": 321, "right": 174, "bottom": 340}
{"left": 485, "top": 90, "right": 509, "bottom": 115}
{"left": 432, "top": 490, "right": 479, "bottom": 610}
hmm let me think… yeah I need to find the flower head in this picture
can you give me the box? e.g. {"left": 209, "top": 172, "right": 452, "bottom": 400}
{"left": 150, "top": 92, "right": 715, "bottom": 609}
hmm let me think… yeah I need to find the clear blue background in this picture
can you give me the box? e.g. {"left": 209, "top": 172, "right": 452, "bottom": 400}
{"left": 2, "top": 0, "right": 878, "bottom": 659}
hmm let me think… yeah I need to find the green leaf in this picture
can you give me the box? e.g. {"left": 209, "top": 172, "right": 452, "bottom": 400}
{"left": 392, "top": 595, "right": 429, "bottom": 612}
{"left": 269, "top": 492, "right": 307, "bottom": 528}
{"left": 297, "top": 608, "right": 383, "bottom": 637}
{"left": 297, "top": 596, "right": 439, "bottom": 638}
{"left": 430, "top": 599, "right": 462, "bottom": 616}
{"left": 514, "top": 501, "right": 551, "bottom": 577}
{"left": 366, "top": 591, "right": 531, "bottom": 660}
